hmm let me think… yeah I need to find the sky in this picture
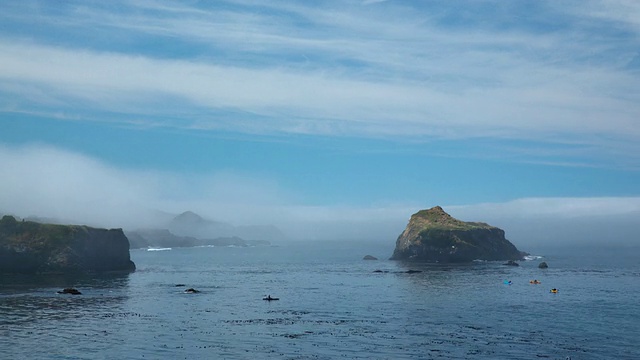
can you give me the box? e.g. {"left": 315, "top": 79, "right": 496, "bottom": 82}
{"left": 1, "top": 0, "right": 639, "bottom": 248}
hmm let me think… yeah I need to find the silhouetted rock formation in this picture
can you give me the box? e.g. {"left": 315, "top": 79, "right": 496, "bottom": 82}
{"left": 538, "top": 261, "right": 549, "bottom": 269}
{"left": 57, "top": 288, "right": 82, "bottom": 295}
{"left": 390, "top": 206, "right": 526, "bottom": 263}
{"left": 0, "top": 215, "right": 135, "bottom": 274}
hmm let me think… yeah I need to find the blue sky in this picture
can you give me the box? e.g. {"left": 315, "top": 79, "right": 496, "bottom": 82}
{"left": 1, "top": 0, "right": 639, "bottom": 245}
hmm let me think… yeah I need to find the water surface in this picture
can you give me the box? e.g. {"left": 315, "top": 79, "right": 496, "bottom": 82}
{"left": 1, "top": 242, "right": 638, "bottom": 359}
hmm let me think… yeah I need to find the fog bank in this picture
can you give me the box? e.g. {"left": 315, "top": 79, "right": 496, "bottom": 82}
{"left": 1, "top": 144, "right": 638, "bottom": 248}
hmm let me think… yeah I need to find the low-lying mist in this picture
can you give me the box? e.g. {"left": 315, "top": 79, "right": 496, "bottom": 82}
{"left": 1, "top": 144, "right": 639, "bottom": 250}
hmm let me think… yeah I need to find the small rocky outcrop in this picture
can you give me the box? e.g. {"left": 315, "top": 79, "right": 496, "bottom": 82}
{"left": 0, "top": 215, "right": 136, "bottom": 274}
{"left": 538, "top": 262, "right": 548, "bottom": 269}
{"left": 503, "top": 260, "right": 519, "bottom": 266}
{"left": 390, "top": 206, "right": 526, "bottom": 263}
{"left": 363, "top": 255, "right": 378, "bottom": 260}
{"left": 57, "top": 288, "right": 82, "bottom": 295}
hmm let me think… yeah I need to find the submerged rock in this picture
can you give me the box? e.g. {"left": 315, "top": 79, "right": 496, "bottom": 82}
{"left": 184, "top": 288, "right": 200, "bottom": 293}
{"left": 503, "top": 260, "right": 519, "bottom": 266}
{"left": 390, "top": 206, "right": 526, "bottom": 263}
{"left": 363, "top": 255, "right": 378, "bottom": 260}
{"left": 0, "top": 215, "right": 135, "bottom": 274}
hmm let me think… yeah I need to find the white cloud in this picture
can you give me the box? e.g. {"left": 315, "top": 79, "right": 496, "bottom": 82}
{"left": 567, "top": 0, "right": 640, "bottom": 33}
{"left": 448, "top": 197, "right": 640, "bottom": 219}
{"left": 1, "top": 144, "right": 638, "bottom": 247}
{"left": 0, "top": 144, "right": 162, "bottom": 228}
{"left": 447, "top": 199, "right": 640, "bottom": 248}
{"left": 0, "top": 39, "right": 638, "bottom": 144}
{"left": 0, "top": 144, "right": 290, "bottom": 229}
{"left": 0, "top": 0, "right": 639, "bottom": 161}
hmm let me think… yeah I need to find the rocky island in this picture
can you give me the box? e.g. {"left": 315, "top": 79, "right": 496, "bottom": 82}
{"left": 390, "top": 206, "right": 525, "bottom": 262}
{"left": 0, "top": 215, "right": 135, "bottom": 273}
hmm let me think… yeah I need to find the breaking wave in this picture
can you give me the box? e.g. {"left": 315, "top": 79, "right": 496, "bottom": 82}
{"left": 147, "top": 247, "right": 172, "bottom": 252}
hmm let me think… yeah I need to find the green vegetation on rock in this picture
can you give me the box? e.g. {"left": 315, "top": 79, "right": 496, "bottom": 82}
{"left": 0, "top": 215, "right": 135, "bottom": 274}
{"left": 390, "top": 206, "right": 525, "bottom": 262}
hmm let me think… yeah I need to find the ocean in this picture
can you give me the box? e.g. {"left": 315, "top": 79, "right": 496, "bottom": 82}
{"left": 1, "top": 241, "right": 639, "bottom": 359}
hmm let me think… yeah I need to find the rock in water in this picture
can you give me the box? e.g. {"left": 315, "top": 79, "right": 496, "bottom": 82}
{"left": 390, "top": 206, "right": 526, "bottom": 263}
{"left": 538, "top": 261, "right": 549, "bottom": 269}
{"left": 363, "top": 255, "right": 378, "bottom": 260}
{"left": 0, "top": 215, "right": 136, "bottom": 274}
{"left": 57, "top": 288, "right": 82, "bottom": 295}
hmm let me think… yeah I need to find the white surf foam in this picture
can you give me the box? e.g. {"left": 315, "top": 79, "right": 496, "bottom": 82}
{"left": 147, "top": 247, "right": 172, "bottom": 252}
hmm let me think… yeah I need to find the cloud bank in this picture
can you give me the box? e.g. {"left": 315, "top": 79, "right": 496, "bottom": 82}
{"left": 1, "top": 144, "right": 638, "bottom": 248}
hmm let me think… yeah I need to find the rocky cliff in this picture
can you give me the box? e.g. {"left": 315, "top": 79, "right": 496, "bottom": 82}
{"left": 0, "top": 215, "right": 135, "bottom": 273}
{"left": 390, "top": 206, "right": 525, "bottom": 262}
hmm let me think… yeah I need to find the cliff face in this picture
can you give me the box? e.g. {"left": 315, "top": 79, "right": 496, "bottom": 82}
{"left": 0, "top": 216, "right": 135, "bottom": 273}
{"left": 390, "top": 206, "right": 525, "bottom": 262}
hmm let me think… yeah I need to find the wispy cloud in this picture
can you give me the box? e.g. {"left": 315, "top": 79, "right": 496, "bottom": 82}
{"left": 567, "top": 0, "right": 640, "bottom": 33}
{"left": 0, "top": 0, "right": 639, "bottom": 167}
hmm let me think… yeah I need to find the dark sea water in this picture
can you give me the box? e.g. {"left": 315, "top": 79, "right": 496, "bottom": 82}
{"left": 1, "top": 241, "right": 639, "bottom": 359}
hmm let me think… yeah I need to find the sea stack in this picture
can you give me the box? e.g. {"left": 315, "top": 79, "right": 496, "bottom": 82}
{"left": 390, "top": 206, "right": 525, "bottom": 263}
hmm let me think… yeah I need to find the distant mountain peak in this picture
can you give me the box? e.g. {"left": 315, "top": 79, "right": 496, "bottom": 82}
{"left": 172, "top": 211, "right": 205, "bottom": 224}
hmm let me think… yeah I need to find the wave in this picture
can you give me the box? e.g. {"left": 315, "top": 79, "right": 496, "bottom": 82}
{"left": 147, "top": 247, "right": 172, "bottom": 252}
{"left": 523, "top": 255, "right": 543, "bottom": 261}
{"left": 194, "top": 245, "right": 244, "bottom": 248}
